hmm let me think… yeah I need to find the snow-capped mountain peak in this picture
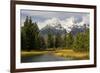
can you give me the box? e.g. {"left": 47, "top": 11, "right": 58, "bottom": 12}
{"left": 44, "top": 18, "right": 64, "bottom": 30}
{"left": 39, "top": 17, "right": 89, "bottom": 33}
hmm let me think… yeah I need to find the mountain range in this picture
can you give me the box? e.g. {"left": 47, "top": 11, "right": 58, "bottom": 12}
{"left": 39, "top": 18, "right": 89, "bottom": 36}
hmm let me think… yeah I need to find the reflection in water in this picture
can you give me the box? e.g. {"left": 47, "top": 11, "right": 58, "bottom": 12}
{"left": 21, "top": 53, "right": 73, "bottom": 63}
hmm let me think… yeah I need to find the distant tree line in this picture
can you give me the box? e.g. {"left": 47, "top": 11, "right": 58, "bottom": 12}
{"left": 21, "top": 16, "right": 89, "bottom": 51}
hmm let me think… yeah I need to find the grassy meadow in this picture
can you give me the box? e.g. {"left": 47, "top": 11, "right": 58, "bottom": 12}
{"left": 21, "top": 48, "right": 89, "bottom": 60}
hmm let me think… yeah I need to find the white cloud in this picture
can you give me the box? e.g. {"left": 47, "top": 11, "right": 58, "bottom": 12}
{"left": 61, "top": 17, "right": 75, "bottom": 31}
{"left": 38, "top": 17, "right": 75, "bottom": 31}
{"left": 38, "top": 15, "right": 89, "bottom": 32}
{"left": 21, "top": 12, "right": 89, "bottom": 32}
{"left": 21, "top": 10, "right": 90, "bottom": 30}
{"left": 38, "top": 17, "right": 61, "bottom": 29}
{"left": 83, "top": 14, "right": 90, "bottom": 24}
{"left": 75, "top": 14, "right": 90, "bottom": 28}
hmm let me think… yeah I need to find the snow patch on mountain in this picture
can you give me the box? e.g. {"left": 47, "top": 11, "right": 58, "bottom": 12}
{"left": 38, "top": 15, "right": 89, "bottom": 32}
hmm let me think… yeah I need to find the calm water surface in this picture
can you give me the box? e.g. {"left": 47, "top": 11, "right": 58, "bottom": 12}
{"left": 21, "top": 53, "right": 73, "bottom": 63}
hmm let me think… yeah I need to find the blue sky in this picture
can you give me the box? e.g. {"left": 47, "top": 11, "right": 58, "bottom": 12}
{"left": 20, "top": 9, "right": 90, "bottom": 30}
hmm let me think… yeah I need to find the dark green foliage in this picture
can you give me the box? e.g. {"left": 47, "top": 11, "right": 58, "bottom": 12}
{"left": 66, "top": 32, "right": 74, "bottom": 48}
{"left": 21, "top": 27, "right": 26, "bottom": 50}
{"left": 63, "top": 34, "right": 67, "bottom": 47}
{"left": 21, "top": 16, "right": 40, "bottom": 51}
{"left": 83, "top": 29, "right": 89, "bottom": 51}
{"left": 55, "top": 33, "right": 62, "bottom": 48}
{"left": 73, "top": 29, "right": 89, "bottom": 51}
{"left": 47, "top": 33, "right": 54, "bottom": 48}
{"left": 73, "top": 33, "right": 84, "bottom": 51}
{"left": 39, "top": 36, "right": 46, "bottom": 49}
{"left": 24, "top": 16, "right": 29, "bottom": 26}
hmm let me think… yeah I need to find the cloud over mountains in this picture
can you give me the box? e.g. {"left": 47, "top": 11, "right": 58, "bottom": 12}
{"left": 21, "top": 10, "right": 90, "bottom": 32}
{"left": 38, "top": 15, "right": 89, "bottom": 32}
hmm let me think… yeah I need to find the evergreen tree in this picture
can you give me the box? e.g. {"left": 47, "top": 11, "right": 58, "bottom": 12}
{"left": 73, "top": 33, "right": 84, "bottom": 51}
{"left": 55, "top": 33, "right": 62, "bottom": 48}
{"left": 32, "top": 22, "right": 40, "bottom": 49}
{"left": 63, "top": 33, "right": 67, "bottom": 48}
{"left": 66, "top": 32, "right": 74, "bottom": 49}
{"left": 24, "top": 16, "right": 29, "bottom": 26}
{"left": 73, "top": 29, "right": 89, "bottom": 51}
{"left": 39, "top": 36, "right": 46, "bottom": 49}
{"left": 47, "top": 33, "right": 54, "bottom": 48}
{"left": 83, "top": 29, "right": 89, "bottom": 51}
{"left": 21, "top": 27, "right": 26, "bottom": 50}
{"left": 21, "top": 16, "right": 40, "bottom": 51}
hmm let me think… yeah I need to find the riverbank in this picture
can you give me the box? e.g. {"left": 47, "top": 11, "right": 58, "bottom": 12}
{"left": 21, "top": 49, "right": 89, "bottom": 60}
{"left": 21, "top": 50, "right": 48, "bottom": 57}
{"left": 53, "top": 49, "right": 89, "bottom": 60}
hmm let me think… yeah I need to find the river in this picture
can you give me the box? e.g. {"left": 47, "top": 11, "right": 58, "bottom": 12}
{"left": 21, "top": 53, "right": 71, "bottom": 63}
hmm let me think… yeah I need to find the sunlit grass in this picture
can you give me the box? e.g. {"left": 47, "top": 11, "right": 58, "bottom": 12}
{"left": 53, "top": 49, "right": 89, "bottom": 60}
{"left": 21, "top": 49, "right": 89, "bottom": 60}
{"left": 21, "top": 50, "right": 48, "bottom": 57}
